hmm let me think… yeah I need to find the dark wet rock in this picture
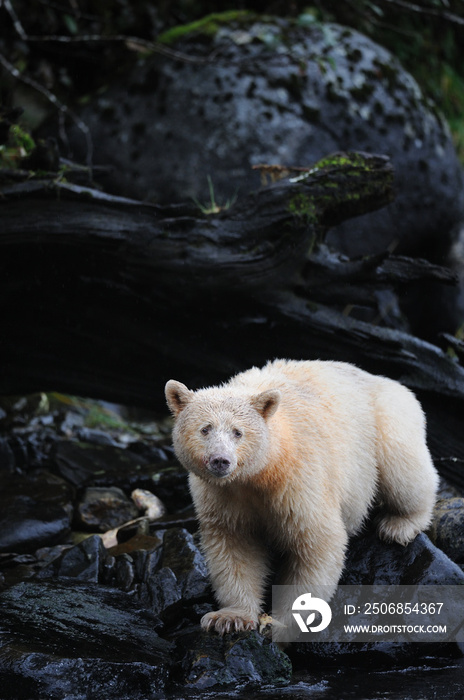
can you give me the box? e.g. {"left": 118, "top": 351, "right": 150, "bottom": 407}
{"left": 31, "top": 525, "right": 210, "bottom": 621}
{"left": 342, "top": 530, "right": 464, "bottom": 586}
{"left": 6, "top": 435, "right": 32, "bottom": 471}
{"left": 428, "top": 498, "right": 464, "bottom": 567}
{"left": 71, "top": 16, "right": 464, "bottom": 259}
{"left": 0, "top": 552, "right": 40, "bottom": 590}
{"left": 162, "top": 529, "right": 208, "bottom": 591}
{"left": 149, "top": 528, "right": 210, "bottom": 622}
{"left": 35, "top": 543, "right": 75, "bottom": 569}
{"left": 53, "top": 439, "right": 151, "bottom": 489}
{"left": 0, "top": 579, "right": 171, "bottom": 698}
{"left": 58, "top": 409, "right": 85, "bottom": 435}
{"left": 0, "top": 657, "right": 169, "bottom": 700}
{"left": 76, "top": 426, "right": 122, "bottom": 447}
{"left": 147, "top": 463, "right": 191, "bottom": 511}
{"left": 76, "top": 486, "right": 139, "bottom": 531}
{"left": 36, "top": 534, "right": 108, "bottom": 582}
{"left": 53, "top": 440, "right": 191, "bottom": 510}
{"left": 128, "top": 439, "right": 171, "bottom": 464}
{"left": 0, "top": 394, "right": 50, "bottom": 428}
{"left": 0, "top": 471, "right": 73, "bottom": 554}
{"left": 110, "top": 552, "right": 136, "bottom": 592}
{"left": 0, "top": 430, "right": 56, "bottom": 475}
{"left": 108, "top": 532, "right": 164, "bottom": 558}
{"left": 0, "top": 436, "right": 15, "bottom": 473}
{"left": 436, "top": 477, "right": 462, "bottom": 501}
{"left": 128, "top": 542, "right": 164, "bottom": 597}
{"left": 177, "top": 629, "right": 292, "bottom": 689}
{"left": 290, "top": 530, "right": 464, "bottom": 665}
{"left": 35, "top": 530, "right": 151, "bottom": 593}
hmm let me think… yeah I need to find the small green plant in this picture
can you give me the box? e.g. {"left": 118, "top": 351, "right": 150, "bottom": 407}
{"left": 0, "top": 122, "right": 35, "bottom": 168}
{"left": 192, "top": 175, "right": 237, "bottom": 215}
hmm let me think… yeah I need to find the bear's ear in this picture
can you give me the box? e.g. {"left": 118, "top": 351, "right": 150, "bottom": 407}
{"left": 165, "top": 380, "right": 193, "bottom": 416}
{"left": 251, "top": 389, "right": 281, "bottom": 420}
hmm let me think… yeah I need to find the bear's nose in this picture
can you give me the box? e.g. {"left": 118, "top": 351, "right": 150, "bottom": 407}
{"left": 209, "top": 456, "right": 231, "bottom": 476}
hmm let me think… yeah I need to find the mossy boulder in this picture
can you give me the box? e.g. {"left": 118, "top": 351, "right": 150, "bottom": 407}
{"left": 70, "top": 14, "right": 463, "bottom": 258}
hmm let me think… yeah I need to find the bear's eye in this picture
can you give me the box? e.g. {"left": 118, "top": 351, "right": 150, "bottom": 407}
{"left": 200, "top": 425, "right": 211, "bottom": 436}
{"left": 233, "top": 429, "right": 243, "bottom": 439}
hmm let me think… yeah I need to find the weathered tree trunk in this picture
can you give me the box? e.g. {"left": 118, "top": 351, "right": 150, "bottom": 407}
{"left": 1, "top": 152, "right": 394, "bottom": 294}
{"left": 1, "top": 151, "right": 464, "bottom": 484}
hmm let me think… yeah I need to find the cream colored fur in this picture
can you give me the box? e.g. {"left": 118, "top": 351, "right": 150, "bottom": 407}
{"left": 165, "top": 359, "right": 438, "bottom": 635}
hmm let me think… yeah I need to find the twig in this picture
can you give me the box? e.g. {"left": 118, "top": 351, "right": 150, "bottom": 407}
{"left": 0, "top": 51, "right": 93, "bottom": 171}
{"left": 379, "top": 0, "right": 464, "bottom": 28}
{"left": 433, "top": 457, "right": 464, "bottom": 464}
{"left": 2, "top": 0, "right": 27, "bottom": 39}
{"left": 344, "top": 0, "right": 421, "bottom": 39}
{"left": 3, "top": 0, "right": 217, "bottom": 63}
{"left": 24, "top": 32, "right": 217, "bottom": 64}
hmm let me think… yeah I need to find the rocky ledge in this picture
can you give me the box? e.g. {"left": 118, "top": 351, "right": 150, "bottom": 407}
{"left": 0, "top": 395, "right": 463, "bottom": 698}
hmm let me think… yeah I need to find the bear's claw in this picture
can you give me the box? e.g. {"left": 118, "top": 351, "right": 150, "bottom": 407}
{"left": 201, "top": 609, "right": 258, "bottom": 635}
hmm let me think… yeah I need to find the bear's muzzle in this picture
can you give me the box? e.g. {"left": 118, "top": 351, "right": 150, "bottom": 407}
{"left": 207, "top": 455, "right": 233, "bottom": 478}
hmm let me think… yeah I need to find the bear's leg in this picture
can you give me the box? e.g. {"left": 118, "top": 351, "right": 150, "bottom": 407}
{"left": 374, "top": 385, "right": 439, "bottom": 547}
{"left": 376, "top": 460, "right": 438, "bottom": 546}
{"left": 200, "top": 525, "right": 269, "bottom": 635}
{"left": 273, "top": 513, "right": 348, "bottom": 635}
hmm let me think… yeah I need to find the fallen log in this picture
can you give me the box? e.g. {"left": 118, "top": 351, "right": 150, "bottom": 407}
{"left": 1, "top": 151, "right": 464, "bottom": 484}
{"left": 1, "top": 152, "right": 394, "bottom": 295}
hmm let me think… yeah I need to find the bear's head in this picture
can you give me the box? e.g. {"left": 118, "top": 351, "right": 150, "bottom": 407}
{"left": 165, "top": 380, "right": 280, "bottom": 483}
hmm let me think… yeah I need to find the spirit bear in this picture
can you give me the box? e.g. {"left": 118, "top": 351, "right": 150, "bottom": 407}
{"left": 165, "top": 359, "right": 438, "bottom": 635}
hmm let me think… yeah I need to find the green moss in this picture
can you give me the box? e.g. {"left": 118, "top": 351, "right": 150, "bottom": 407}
{"left": 0, "top": 122, "right": 35, "bottom": 168}
{"left": 9, "top": 124, "right": 35, "bottom": 152}
{"left": 287, "top": 153, "right": 373, "bottom": 222}
{"left": 288, "top": 192, "right": 318, "bottom": 224}
{"left": 47, "top": 392, "right": 133, "bottom": 432}
{"left": 314, "top": 152, "right": 367, "bottom": 170}
{"left": 157, "top": 10, "right": 252, "bottom": 44}
{"left": 83, "top": 404, "right": 130, "bottom": 431}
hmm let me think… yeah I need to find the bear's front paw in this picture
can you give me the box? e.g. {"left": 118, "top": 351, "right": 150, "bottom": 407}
{"left": 201, "top": 608, "right": 258, "bottom": 635}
